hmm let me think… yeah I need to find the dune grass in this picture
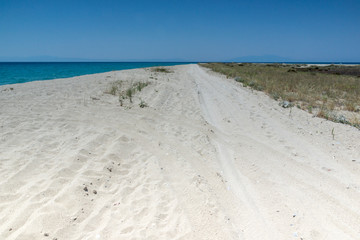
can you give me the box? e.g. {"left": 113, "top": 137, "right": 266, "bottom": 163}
{"left": 152, "top": 67, "right": 172, "bottom": 73}
{"left": 106, "top": 80, "right": 150, "bottom": 106}
{"left": 200, "top": 63, "right": 360, "bottom": 128}
{"left": 105, "top": 80, "right": 122, "bottom": 96}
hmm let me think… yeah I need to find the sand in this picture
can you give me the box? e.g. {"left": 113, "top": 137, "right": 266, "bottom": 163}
{"left": 0, "top": 64, "right": 359, "bottom": 240}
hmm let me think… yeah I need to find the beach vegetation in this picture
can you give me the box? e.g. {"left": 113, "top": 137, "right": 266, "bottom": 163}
{"left": 152, "top": 67, "right": 172, "bottom": 73}
{"left": 139, "top": 99, "right": 148, "bottom": 108}
{"left": 200, "top": 63, "right": 360, "bottom": 128}
{"left": 109, "top": 85, "right": 118, "bottom": 95}
{"left": 126, "top": 88, "right": 134, "bottom": 103}
{"left": 105, "top": 80, "right": 122, "bottom": 95}
{"left": 235, "top": 76, "right": 245, "bottom": 83}
{"left": 105, "top": 80, "right": 150, "bottom": 106}
{"left": 137, "top": 82, "right": 149, "bottom": 92}
{"left": 119, "top": 97, "right": 123, "bottom": 106}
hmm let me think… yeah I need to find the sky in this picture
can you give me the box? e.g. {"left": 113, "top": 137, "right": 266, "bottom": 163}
{"left": 0, "top": 0, "right": 359, "bottom": 62}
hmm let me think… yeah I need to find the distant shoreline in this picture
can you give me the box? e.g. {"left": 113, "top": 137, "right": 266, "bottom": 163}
{"left": 1, "top": 61, "right": 359, "bottom": 86}
{"left": 0, "top": 62, "right": 194, "bottom": 86}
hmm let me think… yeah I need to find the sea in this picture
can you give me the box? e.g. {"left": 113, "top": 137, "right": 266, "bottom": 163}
{"left": 0, "top": 62, "right": 193, "bottom": 86}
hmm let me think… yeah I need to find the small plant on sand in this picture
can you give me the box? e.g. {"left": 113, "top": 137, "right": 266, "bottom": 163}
{"left": 109, "top": 85, "right": 118, "bottom": 95}
{"left": 152, "top": 67, "right": 172, "bottom": 73}
{"left": 139, "top": 99, "right": 148, "bottom": 108}
{"left": 317, "top": 108, "right": 329, "bottom": 119}
{"left": 307, "top": 105, "right": 313, "bottom": 114}
{"left": 235, "top": 76, "right": 245, "bottom": 83}
{"left": 119, "top": 96, "right": 123, "bottom": 106}
{"left": 137, "top": 82, "right": 149, "bottom": 92}
{"left": 105, "top": 80, "right": 122, "bottom": 95}
{"left": 271, "top": 92, "right": 280, "bottom": 101}
{"left": 350, "top": 116, "right": 360, "bottom": 129}
{"left": 126, "top": 88, "right": 133, "bottom": 103}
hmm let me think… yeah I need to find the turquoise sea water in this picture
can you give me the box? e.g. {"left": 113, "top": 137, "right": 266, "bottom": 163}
{"left": 0, "top": 62, "right": 193, "bottom": 86}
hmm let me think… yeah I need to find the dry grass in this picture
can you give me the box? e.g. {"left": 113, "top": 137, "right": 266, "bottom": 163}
{"left": 152, "top": 67, "right": 172, "bottom": 73}
{"left": 200, "top": 63, "right": 360, "bottom": 128}
{"left": 105, "top": 80, "right": 122, "bottom": 95}
{"left": 105, "top": 80, "right": 150, "bottom": 106}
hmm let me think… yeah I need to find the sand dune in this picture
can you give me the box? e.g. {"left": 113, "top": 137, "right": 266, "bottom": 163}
{"left": 0, "top": 64, "right": 359, "bottom": 240}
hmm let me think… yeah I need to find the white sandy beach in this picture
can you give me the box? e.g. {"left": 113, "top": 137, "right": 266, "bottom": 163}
{"left": 1, "top": 64, "right": 360, "bottom": 240}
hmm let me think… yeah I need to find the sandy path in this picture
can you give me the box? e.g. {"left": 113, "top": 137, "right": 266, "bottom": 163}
{"left": 192, "top": 65, "right": 360, "bottom": 239}
{"left": 0, "top": 64, "right": 359, "bottom": 240}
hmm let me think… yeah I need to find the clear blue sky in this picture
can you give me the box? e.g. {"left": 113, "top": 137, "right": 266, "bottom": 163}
{"left": 0, "top": 0, "right": 359, "bottom": 61}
